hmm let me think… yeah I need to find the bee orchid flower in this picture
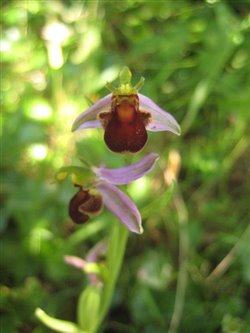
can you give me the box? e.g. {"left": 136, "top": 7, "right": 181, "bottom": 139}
{"left": 72, "top": 67, "right": 181, "bottom": 153}
{"left": 62, "top": 153, "right": 159, "bottom": 234}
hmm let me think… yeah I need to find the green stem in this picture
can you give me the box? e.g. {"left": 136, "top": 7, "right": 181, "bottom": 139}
{"left": 96, "top": 223, "right": 129, "bottom": 331}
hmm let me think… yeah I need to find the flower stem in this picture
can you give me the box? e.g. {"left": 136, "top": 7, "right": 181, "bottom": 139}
{"left": 96, "top": 223, "right": 129, "bottom": 331}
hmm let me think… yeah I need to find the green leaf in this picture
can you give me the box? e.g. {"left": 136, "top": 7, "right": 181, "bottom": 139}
{"left": 35, "top": 308, "right": 85, "bottom": 333}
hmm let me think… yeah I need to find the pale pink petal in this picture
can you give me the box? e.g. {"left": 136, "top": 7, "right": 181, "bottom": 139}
{"left": 86, "top": 240, "right": 107, "bottom": 262}
{"left": 77, "top": 120, "right": 102, "bottom": 130}
{"left": 72, "top": 94, "right": 112, "bottom": 131}
{"left": 93, "top": 153, "right": 159, "bottom": 185}
{"left": 96, "top": 181, "right": 143, "bottom": 234}
{"left": 64, "top": 255, "right": 86, "bottom": 270}
{"left": 138, "top": 93, "right": 181, "bottom": 135}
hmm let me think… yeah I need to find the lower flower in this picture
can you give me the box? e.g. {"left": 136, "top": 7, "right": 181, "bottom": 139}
{"left": 62, "top": 153, "right": 160, "bottom": 234}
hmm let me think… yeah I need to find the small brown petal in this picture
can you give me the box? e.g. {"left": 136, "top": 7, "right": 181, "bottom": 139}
{"left": 79, "top": 191, "right": 103, "bottom": 214}
{"left": 69, "top": 188, "right": 103, "bottom": 224}
{"left": 98, "top": 111, "right": 112, "bottom": 128}
{"left": 69, "top": 189, "right": 90, "bottom": 224}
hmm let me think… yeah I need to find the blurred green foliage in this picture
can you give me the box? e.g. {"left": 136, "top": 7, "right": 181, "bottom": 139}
{"left": 1, "top": 0, "right": 250, "bottom": 332}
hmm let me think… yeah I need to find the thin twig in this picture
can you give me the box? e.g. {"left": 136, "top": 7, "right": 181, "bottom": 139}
{"left": 206, "top": 223, "right": 250, "bottom": 283}
{"left": 168, "top": 185, "right": 189, "bottom": 333}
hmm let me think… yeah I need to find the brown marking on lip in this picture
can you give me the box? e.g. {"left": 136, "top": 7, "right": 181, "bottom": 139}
{"left": 99, "top": 94, "right": 151, "bottom": 153}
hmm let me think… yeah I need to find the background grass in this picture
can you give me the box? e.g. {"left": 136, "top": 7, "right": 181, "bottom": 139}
{"left": 1, "top": 1, "right": 250, "bottom": 332}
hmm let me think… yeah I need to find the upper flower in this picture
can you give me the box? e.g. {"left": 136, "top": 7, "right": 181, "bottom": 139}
{"left": 72, "top": 67, "right": 181, "bottom": 153}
